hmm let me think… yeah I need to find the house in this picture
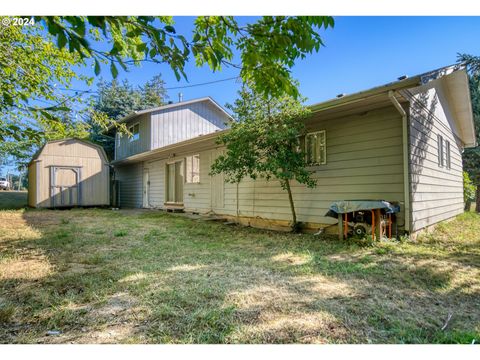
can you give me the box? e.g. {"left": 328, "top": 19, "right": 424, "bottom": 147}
{"left": 28, "top": 139, "right": 110, "bottom": 208}
{"left": 111, "top": 64, "right": 476, "bottom": 236}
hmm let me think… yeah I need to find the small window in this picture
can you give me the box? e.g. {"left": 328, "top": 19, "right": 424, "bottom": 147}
{"left": 185, "top": 155, "right": 200, "bottom": 183}
{"left": 445, "top": 140, "right": 451, "bottom": 169}
{"left": 305, "top": 130, "right": 326, "bottom": 165}
{"left": 129, "top": 123, "right": 139, "bottom": 142}
{"left": 437, "top": 134, "right": 444, "bottom": 167}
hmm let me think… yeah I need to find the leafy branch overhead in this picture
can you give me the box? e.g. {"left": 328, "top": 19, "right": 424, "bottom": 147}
{"left": 37, "top": 16, "right": 334, "bottom": 98}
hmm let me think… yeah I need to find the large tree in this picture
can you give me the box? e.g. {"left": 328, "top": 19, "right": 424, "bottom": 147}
{"left": 457, "top": 54, "right": 480, "bottom": 212}
{"left": 210, "top": 84, "right": 316, "bottom": 231}
{"left": 1, "top": 16, "right": 334, "bottom": 146}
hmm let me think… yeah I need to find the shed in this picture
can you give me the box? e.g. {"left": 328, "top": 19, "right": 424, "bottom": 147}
{"left": 28, "top": 139, "right": 110, "bottom": 208}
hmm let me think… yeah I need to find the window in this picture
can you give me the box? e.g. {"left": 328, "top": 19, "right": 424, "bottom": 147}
{"left": 129, "top": 123, "right": 139, "bottom": 142}
{"left": 116, "top": 133, "right": 121, "bottom": 148}
{"left": 437, "top": 134, "right": 444, "bottom": 167}
{"left": 185, "top": 155, "right": 200, "bottom": 183}
{"left": 445, "top": 140, "right": 451, "bottom": 169}
{"left": 305, "top": 130, "right": 326, "bottom": 165}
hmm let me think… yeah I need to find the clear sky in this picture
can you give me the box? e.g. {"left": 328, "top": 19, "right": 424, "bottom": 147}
{"left": 80, "top": 16, "right": 480, "bottom": 108}
{"left": 3, "top": 16, "right": 480, "bottom": 176}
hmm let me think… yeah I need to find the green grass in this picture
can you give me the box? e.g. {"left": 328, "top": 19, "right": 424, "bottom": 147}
{"left": 0, "top": 207, "right": 479, "bottom": 344}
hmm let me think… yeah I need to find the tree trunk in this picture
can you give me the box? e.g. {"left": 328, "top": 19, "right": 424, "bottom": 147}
{"left": 476, "top": 185, "right": 480, "bottom": 213}
{"left": 465, "top": 199, "right": 472, "bottom": 212}
{"left": 284, "top": 178, "right": 298, "bottom": 231}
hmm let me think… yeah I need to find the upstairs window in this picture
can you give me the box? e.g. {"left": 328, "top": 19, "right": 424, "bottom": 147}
{"left": 185, "top": 155, "right": 200, "bottom": 183}
{"left": 129, "top": 123, "right": 140, "bottom": 142}
{"left": 305, "top": 130, "right": 327, "bottom": 165}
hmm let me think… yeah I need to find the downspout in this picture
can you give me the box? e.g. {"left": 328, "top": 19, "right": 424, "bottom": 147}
{"left": 388, "top": 90, "right": 411, "bottom": 232}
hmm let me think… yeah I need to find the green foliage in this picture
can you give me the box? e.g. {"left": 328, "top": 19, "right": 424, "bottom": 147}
{"left": 0, "top": 19, "right": 89, "bottom": 144}
{"left": 2, "top": 16, "right": 333, "bottom": 164}
{"left": 463, "top": 171, "right": 476, "bottom": 202}
{"left": 458, "top": 54, "right": 480, "bottom": 185}
{"left": 210, "top": 84, "right": 316, "bottom": 228}
{"left": 37, "top": 16, "right": 333, "bottom": 100}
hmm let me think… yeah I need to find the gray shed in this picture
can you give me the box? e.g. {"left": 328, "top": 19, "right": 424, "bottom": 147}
{"left": 28, "top": 138, "right": 110, "bottom": 208}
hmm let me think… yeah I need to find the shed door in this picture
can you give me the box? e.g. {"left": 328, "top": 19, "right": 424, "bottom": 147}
{"left": 52, "top": 167, "right": 80, "bottom": 207}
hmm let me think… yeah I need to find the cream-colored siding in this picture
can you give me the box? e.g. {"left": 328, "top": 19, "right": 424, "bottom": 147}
{"left": 28, "top": 139, "right": 110, "bottom": 208}
{"left": 132, "top": 106, "right": 406, "bottom": 229}
{"left": 408, "top": 81, "right": 464, "bottom": 232}
{"left": 214, "top": 106, "right": 405, "bottom": 225}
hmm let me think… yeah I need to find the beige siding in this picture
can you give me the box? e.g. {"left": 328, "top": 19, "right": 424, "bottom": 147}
{"left": 408, "top": 81, "right": 464, "bottom": 232}
{"left": 128, "top": 106, "right": 406, "bottom": 229}
{"left": 213, "top": 106, "right": 406, "bottom": 225}
{"left": 31, "top": 139, "right": 110, "bottom": 208}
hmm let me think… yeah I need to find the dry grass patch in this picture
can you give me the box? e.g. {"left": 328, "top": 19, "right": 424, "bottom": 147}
{"left": 0, "top": 208, "right": 479, "bottom": 344}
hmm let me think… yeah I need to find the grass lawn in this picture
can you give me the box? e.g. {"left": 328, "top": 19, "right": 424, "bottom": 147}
{"left": 0, "top": 202, "right": 478, "bottom": 343}
{"left": 0, "top": 191, "right": 27, "bottom": 210}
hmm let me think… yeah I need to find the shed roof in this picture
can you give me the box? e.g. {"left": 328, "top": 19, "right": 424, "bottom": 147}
{"left": 29, "top": 138, "right": 109, "bottom": 166}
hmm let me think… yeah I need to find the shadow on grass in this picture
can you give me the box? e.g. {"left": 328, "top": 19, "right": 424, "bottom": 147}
{"left": 0, "top": 208, "right": 478, "bottom": 344}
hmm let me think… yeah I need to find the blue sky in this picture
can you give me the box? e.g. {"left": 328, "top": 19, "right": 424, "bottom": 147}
{"left": 3, "top": 16, "right": 480, "bottom": 176}
{"left": 79, "top": 16, "right": 480, "bottom": 108}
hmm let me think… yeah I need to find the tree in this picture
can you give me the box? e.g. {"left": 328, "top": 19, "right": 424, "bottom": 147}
{"left": 464, "top": 171, "right": 476, "bottom": 211}
{"left": 1, "top": 16, "right": 334, "bottom": 144}
{"left": 0, "top": 19, "right": 91, "bottom": 143}
{"left": 457, "top": 54, "right": 480, "bottom": 212}
{"left": 210, "top": 84, "right": 316, "bottom": 231}
{"left": 88, "top": 75, "right": 167, "bottom": 159}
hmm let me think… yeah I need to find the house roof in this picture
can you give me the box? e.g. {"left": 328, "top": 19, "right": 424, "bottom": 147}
{"left": 29, "top": 138, "right": 109, "bottom": 166}
{"left": 115, "top": 96, "right": 234, "bottom": 125}
{"left": 113, "top": 63, "right": 476, "bottom": 165}
{"left": 308, "top": 63, "right": 476, "bottom": 147}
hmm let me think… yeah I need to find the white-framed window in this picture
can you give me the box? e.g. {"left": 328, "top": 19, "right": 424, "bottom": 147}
{"left": 305, "top": 130, "right": 326, "bottom": 165}
{"left": 129, "top": 123, "right": 140, "bottom": 142}
{"left": 445, "top": 140, "right": 451, "bottom": 170}
{"left": 185, "top": 154, "right": 200, "bottom": 183}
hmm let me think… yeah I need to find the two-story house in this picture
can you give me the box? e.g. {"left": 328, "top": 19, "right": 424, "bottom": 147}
{"left": 111, "top": 64, "right": 476, "bottom": 236}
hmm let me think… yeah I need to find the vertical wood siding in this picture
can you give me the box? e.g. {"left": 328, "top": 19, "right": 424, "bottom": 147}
{"left": 150, "top": 101, "right": 228, "bottom": 150}
{"left": 115, "top": 114, "right": 151, "bottom": 160}
{"left": 116, "top": 163, "right": 144, "bottom": 208}
{"left": 408, "top": 82, "right": 464, "bottom": 232}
